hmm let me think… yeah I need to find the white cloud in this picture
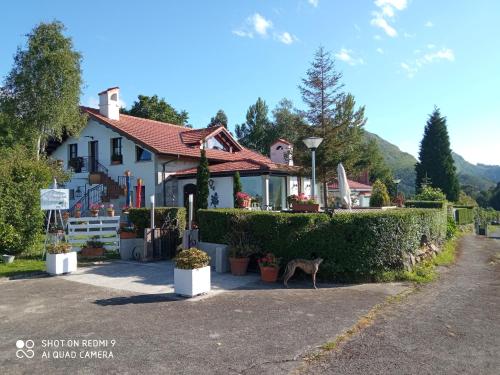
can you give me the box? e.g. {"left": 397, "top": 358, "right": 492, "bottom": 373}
{"left": 424, "top": 20, "right": 433, "bottom": 28}
{"left": 403, "top": 32, "right": 416, "bottom": 38}
{"left": 401, "top": 47, "right": 455, "bottom": 77}
{"left": 370, "top": 0, "right": 408, "bottom": 37}
{"left": 373, "top": 34, "right": 382, "bottom": 40}
{"left": 427, "top": 43, "right": 436, "bottom": 49}
{"left": 275, "top": 31, "right": 296, "bottom": 45}
{"left": 335, "top": 48, "right": 365, "bottom": 66}
{"left": 233, "top": 13, "right": 273, "bottom": 39}
{"left": 371, "top": 15, "right": 398, "bottom": 37}
{"left": 308, "top": 0, "right": 319, "bottom": 7}
{"left": 374, "top": 0, "right": 407, "bottom": 11}
{"left": 376, "top": 47, "right": 384, "bottom": 54}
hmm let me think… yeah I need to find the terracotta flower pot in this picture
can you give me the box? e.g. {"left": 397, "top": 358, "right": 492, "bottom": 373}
{"left": 229, "top": 257, "right": 250, "bottom": 276}
{"left": 90, "top": 209, "right": 99, "bottom": 217}
{"left": 80, "top": 247, "right": 105, "bottom": 257}
{"left": 75, "top": 210, "right": 81, "bottom": 218}
{"left": 107, "top": 209, "right": 115, "bottom": 217}
{"left": 291, "top": 203, "right": 320, "bottom": 212}
{"left": 120, "top": 231, "right": 136, "bottom": 239}
{"left": 260, "top": 266, "right": 279, "bottom": 282}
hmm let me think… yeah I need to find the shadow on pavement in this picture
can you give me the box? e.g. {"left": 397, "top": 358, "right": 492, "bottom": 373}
{"left": 94, "top": 293, "right": 182, "bottom": 306}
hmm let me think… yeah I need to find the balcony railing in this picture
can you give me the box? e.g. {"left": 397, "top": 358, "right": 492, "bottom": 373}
{"left": 68, "top": 156, "right": 108, "bottom": 175}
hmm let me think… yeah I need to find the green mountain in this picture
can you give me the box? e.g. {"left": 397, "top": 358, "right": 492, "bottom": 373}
{"left": 365, "top": 131, "right": 500, "bottom": 196}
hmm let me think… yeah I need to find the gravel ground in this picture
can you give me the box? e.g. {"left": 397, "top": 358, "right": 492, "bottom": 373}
{"left": 301, "top": 230, "right": 500, "bottom": 375}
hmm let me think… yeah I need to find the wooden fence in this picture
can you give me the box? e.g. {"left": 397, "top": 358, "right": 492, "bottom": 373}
{"left": 67, "top": 216, "right": 120, "bottom": 251}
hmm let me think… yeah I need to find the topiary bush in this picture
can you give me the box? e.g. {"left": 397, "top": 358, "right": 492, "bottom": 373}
{"left": 128, "top": 207, "right": 186, "bottom": 238}
{"left": 198, "top": 208, "right": 447, "bottom": 281}
{"left": 405, "top": 200, "right": 447, "bottom": 209}
{"left": 454, "top": 207, "right": 474, "bottom": 225}
{"left": 370, "top": 179, "right": 391, "bottom": 207}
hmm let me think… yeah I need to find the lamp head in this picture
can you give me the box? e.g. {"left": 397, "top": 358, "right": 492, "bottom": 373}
{"left": 303, "top": 137, "right": 323, "bottom": 150}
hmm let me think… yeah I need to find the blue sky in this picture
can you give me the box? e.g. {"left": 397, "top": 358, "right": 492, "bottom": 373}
{"left": 1, "top": 0, "right": 499, "bottom": 165}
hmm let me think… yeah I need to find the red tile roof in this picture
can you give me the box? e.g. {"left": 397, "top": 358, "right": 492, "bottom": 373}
{"left": 173, "top": 159, "right": 299, "bottom": 177}
{"left": 81, "top": 107, "right": 299, "bottom": 173}
{"left": 328, "top": 179, "right": 372, "bottom": 191}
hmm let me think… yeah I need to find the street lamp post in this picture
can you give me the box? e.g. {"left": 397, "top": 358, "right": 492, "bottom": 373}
{"left": 303, "top": 137, "right": 323, "bottom": 200}
{"left": 393, "top": 178, "right": 401, "bottom": 197}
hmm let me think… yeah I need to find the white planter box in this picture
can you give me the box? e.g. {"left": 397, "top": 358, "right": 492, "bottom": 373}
{"left": 46, "top": 252, "right": 77, "bottom": 275}
{"left": 174, "top": 266, "right": 211, "bottom": 297}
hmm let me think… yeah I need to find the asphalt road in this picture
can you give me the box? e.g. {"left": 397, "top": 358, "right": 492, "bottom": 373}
{"left": 302, "top": 230, "right": 500, "bottom": 375}
{"left": 0, "top": 265, "right": 405, "bottom": 374}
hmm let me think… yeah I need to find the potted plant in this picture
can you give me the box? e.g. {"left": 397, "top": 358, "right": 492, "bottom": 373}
{"left": 111, "top": 153, "right": 122, "bottom": 165}
{"left": 287, "top": 193, "right": 320, "bottom": 212}
{"left": 74, "top": 202, "right": 82, "bottom": 218}
{"left": 174, "top": 248, "right": 211, "bottom": 297}
{"left": 258, "top": 253, "right": 281, "bottom": 282}
{"left": 120, "top": 225, "right": 136, "bottom": 239}
{"left": 235, "top": 192, "right": 252, "bottom": 209}
{"left": 80, "top": 237, "right": 105, "bottom": 257}
{"left": 106, "top": 203, "right": 115, "bottom": 217}
{"left": 89, "top": 203, "right": 101, "bottom": 217}
{"left": 46, "top": 242, "right": 77, "bottom": 275}
{"left": 224, "top": 230, "right": 257, "bottom": 276}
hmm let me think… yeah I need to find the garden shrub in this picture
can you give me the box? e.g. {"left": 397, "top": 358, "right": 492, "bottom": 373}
{"left": 370, "top": 179, "right": 390, "bottom": 207}
{"left": 415, "top": 185, "right": 447, "bottom": 201}
{"left": 405, "top": 200, "right": 447, "bottom": 209}
{"left": 454, "top": 207, "right": 474, "bottom": 225}
{"left": 128, "top": 207, "right": 186, "bottom": 238}
{"left": 198, "top": 208, "right": 447, "bottom": 281}
{"left": 0, "top": 146, "right": 68, "bottom": 256}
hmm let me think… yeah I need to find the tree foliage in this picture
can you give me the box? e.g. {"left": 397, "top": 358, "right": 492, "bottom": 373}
{"left": 196, "top": 149, "right": 210, "bottom": 210}
{"left": 489, "top": 183, "right": 500, "bottom": 210}
{"left": 415, "top": 108, "right": 460, "bottom": 201}
{"left": 355, "top": 138, "right": 393, "bottom": 187}
{"left": 233, "top": 171, "right": 242, "bottom": 207}
{"left": 0, "top": 21, "right": 86, "bottom": 158}
{"left": 235, "top": 97, "right": 273, "bottom": 155}
{"left": 122, "top": 94, "right": 189, "bottom": 126}
{"left": 0, "top": 146, "right": 68, "bottom": 255}
{"left": 208, "top": 109, "right": 228, "bottom": 128}
{"left": 370, "top": 179, "right": 391, "bottom": 207}
{"left": 298, "top": 47, "right": 366, "bottom": 206}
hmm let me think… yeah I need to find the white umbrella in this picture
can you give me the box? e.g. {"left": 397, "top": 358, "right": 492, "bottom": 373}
{"left": 337, "top": 163, "right": 352, "bottom": 210}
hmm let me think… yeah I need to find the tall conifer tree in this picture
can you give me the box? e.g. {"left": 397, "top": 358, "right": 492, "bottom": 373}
{"left": 415, "top": 108, "right": 460, "bottom": 201}
{"left": 196, "top": 149, "right": 210, "bottom": 210}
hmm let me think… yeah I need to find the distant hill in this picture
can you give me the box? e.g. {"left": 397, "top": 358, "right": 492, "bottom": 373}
{"left": 365, "top": 131, "right": 500, "bottom": 196}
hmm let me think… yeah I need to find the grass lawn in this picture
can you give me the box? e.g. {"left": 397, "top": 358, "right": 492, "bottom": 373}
{"left": 0, "top": 259, "right": 46, "bottom": 278}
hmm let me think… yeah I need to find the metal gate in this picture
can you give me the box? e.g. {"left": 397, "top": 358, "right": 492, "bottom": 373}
{"left": 146, "top": 213, "right": 180, "bottom": 260}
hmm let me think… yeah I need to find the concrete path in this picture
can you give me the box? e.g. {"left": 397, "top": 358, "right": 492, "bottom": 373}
{"left": 60, "top": 260, "right": 260, "bottom": 297}
{"left": 302, "top": 231, "right": 500, "bottom": 375}
{"left": 0, "top": 272, "right": 406, "bottom": 374}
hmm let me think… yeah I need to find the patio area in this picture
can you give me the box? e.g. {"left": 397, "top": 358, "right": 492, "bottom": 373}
{"left": 60, "top": 260, "right": 260, "bottom": 297}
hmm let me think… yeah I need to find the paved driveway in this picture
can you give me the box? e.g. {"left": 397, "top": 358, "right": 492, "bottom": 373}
{"left": 0, "top": 272, "right": 406, "bottom": 374}
{"left": 60, "top": 260, "right": 260, "bottom": 296}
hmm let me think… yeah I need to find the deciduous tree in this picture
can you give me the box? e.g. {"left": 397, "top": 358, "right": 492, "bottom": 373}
{"left": 122, "top": 95, "right": 189, "bottom": 126}
{"left": 1, "top": 21, "right": 86, "bottom": 158}
{"left": 235, "top": 98, "right": 273, "bottom": 155}
{"left": 208, "top": 109, "right": 228, "bottom": 128}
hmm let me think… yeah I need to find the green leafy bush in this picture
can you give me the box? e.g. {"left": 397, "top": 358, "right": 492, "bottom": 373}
{"left": 128, "top": 207, "right": 186, "bottom": 238}
{"left": 46, "top": 242, "right": 72, "bottom": 254}
{"left": 0, "top": 146, "right": 68, "bottom": 255}
{"left": 454, "top": 208, "right": 474, "bottom": 225}
{"left": 446, "top": 216, "right": 457, "bottom": 239}
{"left": 415, "top": 185, "right": 447, "bottom": 201}
{"left": 198, "top": 208, "right": 447, "bottom": 281}
{"left": 405, "top": 200, "right": 446, "bottom": 209}
{"left": 174, "top": 248, "right": 210, "bottom": 269}
{"left": 370, "top": 179, "right": 391, "bottom": 207}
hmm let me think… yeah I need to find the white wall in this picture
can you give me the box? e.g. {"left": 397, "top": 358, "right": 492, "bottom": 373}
{"left": 51, "top": 119, "right": 157, "bottom": 207}
{"left": 177, "top": 176, "right": 234, "bottom": 208}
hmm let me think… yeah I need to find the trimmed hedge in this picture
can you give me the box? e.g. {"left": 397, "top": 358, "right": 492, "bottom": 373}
{"left": 128, "top": 207, "right": 186, "bottom": 238}
{"left": 454, "top": 208, "right": 474, "bottom": 225}
{"left": 405, "top": 200, "right": 447, "bottom": 209}
{"left": 198, "top": 208, "right": 447, "bottom": 281}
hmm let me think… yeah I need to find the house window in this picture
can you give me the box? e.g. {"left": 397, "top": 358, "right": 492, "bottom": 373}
{"left": 69, "top": 144, "right": 78, "bottom": 160}
{"left": 136, "top": 146, "right": 152, "bottom": 161}
{"left": 111, "top": 137, "right": 122, "bottom": 164}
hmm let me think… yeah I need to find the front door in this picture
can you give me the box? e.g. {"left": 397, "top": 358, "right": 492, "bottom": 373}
{"left": 183, "top": 183, "right": 197, "bottom": 210}
{"left": 89, "top": 141, "right": 99, "bottom": 172}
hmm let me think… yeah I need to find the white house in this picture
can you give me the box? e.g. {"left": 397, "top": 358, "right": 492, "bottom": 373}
{"left": 49, "top": 87, "right": 323, "bottom": 213}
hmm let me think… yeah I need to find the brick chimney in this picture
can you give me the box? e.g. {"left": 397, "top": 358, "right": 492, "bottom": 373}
{"left": 98, "top": 87, "right": 120, "bottom": 120}
{"left": 270, "top": 139, "right": 293, "bottom": 166}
